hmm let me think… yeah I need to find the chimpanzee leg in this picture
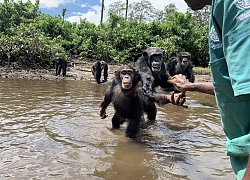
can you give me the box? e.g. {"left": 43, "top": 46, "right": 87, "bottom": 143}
{"left": 126, "top": 119, "right": 140, "bottom": 138}
{"left": 144, "top": 100, "right": 157, "bottom": 120}
{"left": 95, "top": 71, "right": 101, "bottom": 84}
{"left": 103, "top": 64, "right": 108, "bottom": 82}
{"left": 112, "top": 112, "right": 126, "bottom": 129}
{"left": 58, "top": 65, "right": 62, "bottom": 75}
{"left": 94, "top": 63, "right": 102, "bottom": 84}
{"left": 55, "top": 64, "right": 59, "bottom": 76}
{"left": 62, "top": 64, "right": 67, "bottom": 77}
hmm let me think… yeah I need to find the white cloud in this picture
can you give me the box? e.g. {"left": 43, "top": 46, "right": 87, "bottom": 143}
{"left": 67, "top": 6, "right": 102, "bottom": 24}
{"left": 2, "top": 0, "right": 76, "bottom": 9}
{"left": 0, "top": 0, "right": 188, "bottom": 25}
{"left": 66, "top": 5, "right": 101, "bottom": 24}
{"left": 66, "top": 0, "right": 188, "bottom": 25}
{"left": 0, "top": 0, "right": 76, "bottom": 8}
{"left": 80, "top": 4, "right": 88, "bottom": 8}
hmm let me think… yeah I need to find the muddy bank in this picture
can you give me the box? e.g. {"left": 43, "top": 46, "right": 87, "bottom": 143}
{"left": 0, "top": 60, "right": 211, "bottom": 83}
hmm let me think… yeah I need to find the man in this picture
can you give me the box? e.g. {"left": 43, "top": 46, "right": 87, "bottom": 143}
{"left": 174, "top": 0, "right": 250, "bottom": 179}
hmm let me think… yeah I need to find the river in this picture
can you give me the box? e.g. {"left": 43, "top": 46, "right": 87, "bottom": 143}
{"left": 0, "top": 78, "right": 235, "bottom": 180}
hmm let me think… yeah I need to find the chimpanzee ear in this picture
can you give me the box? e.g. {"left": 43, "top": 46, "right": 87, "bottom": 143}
{"left": 143, "top": 51, "right": 148, "bottom": 59}
{"left": 115, "top": 70, "right": 120, "bottom": 79}
{"left": 135, "top": 70, "right": 141, "bottom": 81}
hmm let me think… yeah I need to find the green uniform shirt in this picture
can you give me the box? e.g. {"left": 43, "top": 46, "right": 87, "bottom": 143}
{"left": 209, "top": 0, "right": 250, "bottom": 179}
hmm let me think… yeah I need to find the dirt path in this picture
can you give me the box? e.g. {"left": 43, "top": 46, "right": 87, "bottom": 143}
{"left": 0, "top": 60, "right": 211, "bottom": 82}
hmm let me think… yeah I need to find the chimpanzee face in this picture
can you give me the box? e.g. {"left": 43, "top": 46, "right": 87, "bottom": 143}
{"left": 181, "top": 55, "right": 190, "bottom": 65}
{"left": 120, "top": 69, "right": 134, "bottom": 90}
{"left": 150, "top": 54, "right": 162, "bottom": 72}
{"left": 55, "top": 59, "right": 60, "bottom": 64}
{"left": 101, "top": 63, "right": 106, "bottom": 70}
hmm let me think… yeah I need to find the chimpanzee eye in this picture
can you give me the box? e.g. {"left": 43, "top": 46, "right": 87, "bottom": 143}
{"left": 182, "top": 56, "right": 189, "bottom": 59}
{"left": 121, "top": 71, "right": 126, "bottom": 75}
{"left": 127, "top": 71, "right": 132, "bottom": 75}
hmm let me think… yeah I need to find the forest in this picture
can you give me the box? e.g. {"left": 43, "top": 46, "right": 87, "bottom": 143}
{"left": 0, "top": 0, "right": 211, "bottom": 69}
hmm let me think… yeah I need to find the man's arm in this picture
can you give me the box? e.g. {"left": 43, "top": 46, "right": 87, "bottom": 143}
{"left": 243, "top": 158, "right": 250, "bottom": 180}
{"left": 172, "top": 74, "right": 215, "bottom": 95}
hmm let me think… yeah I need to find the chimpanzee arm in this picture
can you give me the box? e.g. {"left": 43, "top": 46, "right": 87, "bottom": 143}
{"left": 186, "top": 63, "right": 195, "bottom": 83}
{"left": 136, "top": 58, "right": 154, "bottom": 81}
{"left": 166, "top": 57, "right": 177, "bottom": 77}
{"left": 159, "top": 73, "right": 171, "bottom": 88}
{"left": 99, "top": 79, "right": 118, "bottom": 119}
{"left": 135, "top": 58, "right": 155, "bottom": 95}
{"left": 99, "top": 79, "right": 117, "bottom": 109}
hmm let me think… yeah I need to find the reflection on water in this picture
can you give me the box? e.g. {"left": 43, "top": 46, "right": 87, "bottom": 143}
{"left": 0, "top": 78, "right": 235, "bottom": 179}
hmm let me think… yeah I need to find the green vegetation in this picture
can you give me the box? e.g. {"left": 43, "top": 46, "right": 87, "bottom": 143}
{"left": 0, "top": 0, "right": 211, "bottom": 69}
{"left": 193, "top": 66, "right": 211, "bottom": 75}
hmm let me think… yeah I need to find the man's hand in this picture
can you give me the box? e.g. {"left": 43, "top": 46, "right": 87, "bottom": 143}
{"left": 170, "top": 74, "right": 191, "bottom": 92}
{"left": 99, "top": 107, "right": 108, "bottom": 119}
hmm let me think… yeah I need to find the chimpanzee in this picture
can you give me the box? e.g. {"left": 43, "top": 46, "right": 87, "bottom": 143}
{"left": 54, "top": 57, "right": 67, "bottom": 77}
{"left": 135, "top": 47, "right": 170, "bottom": 94}
{"left": 165, "top": 52, "right": 195, "bottom": 91}
{"left": 91, "top": 60, "right": 108, "bottom": 84}
{"left": 99, "top": 65, "right": 156, "bottom": 138}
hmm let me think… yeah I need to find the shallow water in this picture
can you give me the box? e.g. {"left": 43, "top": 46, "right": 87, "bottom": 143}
{"left": 0, "top": 78, "right": 235, "bottom": 180}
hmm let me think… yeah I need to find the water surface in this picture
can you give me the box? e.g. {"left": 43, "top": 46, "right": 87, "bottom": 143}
{"left": 0, "top": 78, "right": 235, "bottom": 180}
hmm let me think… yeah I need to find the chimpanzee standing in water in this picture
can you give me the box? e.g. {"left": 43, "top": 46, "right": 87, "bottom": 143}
{"left": 54, "top": 57, "right": 67, "bottom": 77}
{"left": 165, "top": 52, "right": 195, "bottom": 91}
{"left": 135, "top": 47, "right": 171, "bottom": 105}
{"left": 91, "top": 60, "right": 108, "bottom": 84}
{"left": 99, "top": 65, "right": 156, "bottom": 138}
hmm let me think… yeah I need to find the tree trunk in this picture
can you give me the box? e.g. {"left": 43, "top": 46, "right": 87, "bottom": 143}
{"left": 100, "top": 0, "right": 105, "bottom": 24}
{"left": 125, "top": 0, "right": 128, "bottom": 21}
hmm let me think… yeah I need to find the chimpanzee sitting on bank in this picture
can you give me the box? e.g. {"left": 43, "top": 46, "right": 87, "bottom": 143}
{"left": 54, "top": 57, "right": 67, "bottom": 77}
{"left": 91, "top": 60, "right": 108, "bottom": 84}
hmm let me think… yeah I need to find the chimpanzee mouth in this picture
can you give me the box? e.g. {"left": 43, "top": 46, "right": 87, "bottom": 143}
{"left": 152, "top": 66, "right": 161, "bottom": 72}
{"left": 122, "top": 82, "right": 132, "bottom": 89}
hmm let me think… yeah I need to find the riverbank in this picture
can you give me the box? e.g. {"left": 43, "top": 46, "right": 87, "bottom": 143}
{"left": 0, "top": 60, "right": 212, "bottom": 83}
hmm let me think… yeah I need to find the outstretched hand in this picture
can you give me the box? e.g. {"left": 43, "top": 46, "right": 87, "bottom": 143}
{"left": 169, "top": 74, "right": 191, "bottom": 92}
{"left": 99, "top": 107, "right": 108, "bottom": 119}
{"left": 165, "top": 92, "right": 188, "bottom": 108}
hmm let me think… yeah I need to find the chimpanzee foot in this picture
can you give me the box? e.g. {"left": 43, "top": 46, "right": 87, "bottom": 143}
{"left": 126, "top": 132, "right": 136, "bottom": 138}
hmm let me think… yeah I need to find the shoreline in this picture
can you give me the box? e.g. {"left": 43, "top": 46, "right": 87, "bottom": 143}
{"left": 0, "top": 63, "right": 212, "bottom": 83}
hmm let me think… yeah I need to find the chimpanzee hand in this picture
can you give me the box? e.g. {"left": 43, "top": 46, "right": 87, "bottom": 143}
{"left": 142, "top": 77, "right": 153, "bottom": 96}
{"left": 165, "top": 92, "right": 188, "bottom": 108}
{"left": 99, "top": 107, "right": 108, "bottom": 119}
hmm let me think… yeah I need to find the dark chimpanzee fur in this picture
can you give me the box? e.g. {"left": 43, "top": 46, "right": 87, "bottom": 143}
{"left": 165, "top": 52, "right": 195, "bottom": 91}
{"left": 135, "top": 47, "right": 170, "bottom": 92}
{"left": 91, "top": 60, "right": 108, "bottom": 84}
{"left": 99, "top": 65, "right": 156, "bottom": 138}
{"left": 54, "top": 57, "right": 67, "bottom": 77}
{"left": 135, "top": 47, "right": 171, "bottom": 106}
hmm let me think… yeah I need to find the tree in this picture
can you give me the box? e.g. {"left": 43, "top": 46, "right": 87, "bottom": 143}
{"left": 156, "top": 3, "right": 177, "bottom": 23}
{"left": 62, "top": 8, "right": 68, "bottom": 21}
{"left": 127, "top": 0, "right": 155, "bottom": 22}
{"left": 108, "top": 1, "right": 125, "bottom": 17}
{"left": 188, "top": 5, "right": 210, "bottom": 27}
{"left": 100, "top": 0, "right": 104, "bottom": 23}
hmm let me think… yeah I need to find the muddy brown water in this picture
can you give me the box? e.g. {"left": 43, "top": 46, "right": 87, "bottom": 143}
{"left": 0, "top": 78, "right": 235, "bottom": 180}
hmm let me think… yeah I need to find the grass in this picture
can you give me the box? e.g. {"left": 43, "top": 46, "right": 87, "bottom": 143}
{"left": 193, "top": 66, "right": 211, "bottom": 75}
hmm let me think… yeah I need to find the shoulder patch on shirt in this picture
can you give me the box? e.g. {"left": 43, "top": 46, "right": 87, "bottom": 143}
{"left": 209, "top": 26, "right": 222, "bottom": 50}
{"left": 209, "top": 26, "right": 220, "bottom": 42}
{"left": 234, "top": 0, "right": 250, "bottom": 10}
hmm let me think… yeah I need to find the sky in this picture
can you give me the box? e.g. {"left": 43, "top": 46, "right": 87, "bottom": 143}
{"left": 1, "top": 0, "right": 188, "bottom": 25}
